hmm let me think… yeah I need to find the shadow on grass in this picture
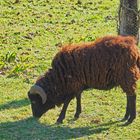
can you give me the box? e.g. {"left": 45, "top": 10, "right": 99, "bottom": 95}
{"left": 0, "top": 117, "right": 119, "bottom": 140}
{"left": 0, "top": 98, "right": 29, "bottom": 111}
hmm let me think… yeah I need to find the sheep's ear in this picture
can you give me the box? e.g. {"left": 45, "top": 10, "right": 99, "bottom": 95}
{"left": 29, "top": 85, "right": 47, "bottom": 104}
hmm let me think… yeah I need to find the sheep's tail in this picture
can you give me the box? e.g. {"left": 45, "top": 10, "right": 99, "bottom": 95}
{"left": 137, "top": 49, "right": 140, "bottom": 70}
{"left": 137, "top": 53, "right": 140, "bottom": 70}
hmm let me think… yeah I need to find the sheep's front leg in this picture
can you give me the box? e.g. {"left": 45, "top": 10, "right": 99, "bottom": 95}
{"left": 57, "top": 98, "right": 72, "bottom": 123}
{"left": 74, "top": 93, "right": 82, "bottom": 119}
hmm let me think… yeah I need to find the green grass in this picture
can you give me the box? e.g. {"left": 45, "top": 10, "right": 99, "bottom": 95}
{"left": 1, "top": 0, "right": 140, "bottom": 139}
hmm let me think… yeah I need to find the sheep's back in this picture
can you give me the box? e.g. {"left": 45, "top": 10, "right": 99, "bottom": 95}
{"left": 52, "top": 36, "right": 140, "bottom": 93}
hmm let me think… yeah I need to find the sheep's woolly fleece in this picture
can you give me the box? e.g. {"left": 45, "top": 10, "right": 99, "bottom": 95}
{"left": 36, "top": 35, "right": 140, "bottom": 104}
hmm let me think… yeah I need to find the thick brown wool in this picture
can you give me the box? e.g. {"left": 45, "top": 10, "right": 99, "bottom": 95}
{"left": 36, "top": 35, "right": 140, "bottom": 104}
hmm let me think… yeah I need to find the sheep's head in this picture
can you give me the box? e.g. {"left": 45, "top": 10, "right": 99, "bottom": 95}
{"left": 28, "top": 85, "right": 55, "bottom": 118}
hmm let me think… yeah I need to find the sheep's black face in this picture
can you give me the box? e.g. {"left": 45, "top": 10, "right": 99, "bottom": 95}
{"left": 28, "top": 93, "right": 55, "bottom": 118}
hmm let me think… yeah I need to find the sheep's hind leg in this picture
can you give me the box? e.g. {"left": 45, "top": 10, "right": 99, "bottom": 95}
{"left": 74, "top": 93, "right": 82, "bottom": 119}
{"left": 121, "top": 96, "right": 130, "bottom": 121}
{"left": 121, "top": 94, "right": 136, "bottom": 125}
{"left": 56, "top": 97, "right": 72, "bottom": 124}
{"left": 120, "top": 71, "right": 137, "bottom": 124}
{"left": 127, "top": 95, "right": 136, "bottom": 124}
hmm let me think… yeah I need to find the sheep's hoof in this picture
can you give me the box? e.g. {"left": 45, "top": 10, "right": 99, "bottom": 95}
{"left": 120, "top": 117, "right": 128, "bottom": 122}
{"left": 127, "top": 117, "right": 135, "bottom": 124}
{"left": 121, "top": 121, "right": 132, "bottom": 126}
{"left": 126, "top": 121, "right": 132, "bottom": 125}
{"left": 56, "top": 119, "right": 63, "bottom": 124}
{"left": 56, "top": 121, "right": 63, "bottom": 124}
{"left": 122, "top": 118, "right": 135, "bottom": 126}
{"left": 116, "top": 117, "right": 127, "bottom": 122}
{"left": 73, "top": 117, "right": 78, "bottom": 121}
{"left": 118, "top": 121, "right": 131, "bottom": 126}
{"left": 74, "top": 114, "right": 80, "bottom": 119}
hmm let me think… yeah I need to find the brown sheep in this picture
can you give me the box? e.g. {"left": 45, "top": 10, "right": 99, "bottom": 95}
{"left": 28, "top": 35, "right": 140, "bottom": 124}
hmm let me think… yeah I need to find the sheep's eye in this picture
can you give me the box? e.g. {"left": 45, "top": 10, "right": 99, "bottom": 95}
{"left": 32, "top": 101, "right": 36, "bottom": 104}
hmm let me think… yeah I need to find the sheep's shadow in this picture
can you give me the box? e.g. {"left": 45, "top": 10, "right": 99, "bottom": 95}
{"left": 0, "top": 98, "right": 29, "bottom": 111}
{"left": 0, "top": 117, "right": 120, "bottom": 139}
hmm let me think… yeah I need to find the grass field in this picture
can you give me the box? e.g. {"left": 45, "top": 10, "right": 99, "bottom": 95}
{"left": 0, "top": 0, "right": 140, "bottom": 139}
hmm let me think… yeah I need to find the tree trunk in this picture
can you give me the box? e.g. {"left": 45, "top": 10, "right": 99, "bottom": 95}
{"left": 138, "top": 0, "right": 140, "bottom": 43}
{"left": 118, "top": 0, "right": 139, "bottom": 44}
